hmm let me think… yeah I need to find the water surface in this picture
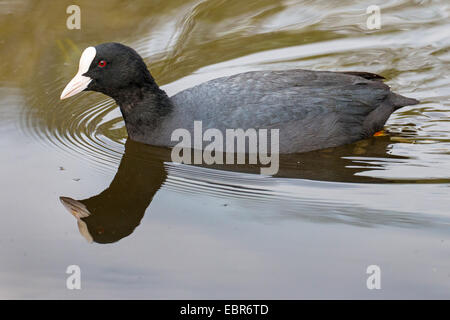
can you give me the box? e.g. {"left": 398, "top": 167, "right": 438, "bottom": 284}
{"left": 0, "top": 0, "right": 449, "bottom": 298}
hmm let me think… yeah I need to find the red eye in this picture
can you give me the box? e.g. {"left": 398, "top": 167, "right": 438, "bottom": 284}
{"left": 98, "top": 60, "right": 107, "bottom": 67}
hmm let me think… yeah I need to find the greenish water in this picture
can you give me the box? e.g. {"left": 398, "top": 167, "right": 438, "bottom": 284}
{"left": 0, "top": 0, "right": 449, "bottom": 298}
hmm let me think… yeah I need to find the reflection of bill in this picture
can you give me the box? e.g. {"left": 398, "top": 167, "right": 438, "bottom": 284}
{"left": 60, "top": 140, "right": 167, "bottom": 244}
{"left": 60, "top": 198, "right": 93, "bottom": 243}
{"left": 171, "top": 121, "right": 280, "bottom": 175}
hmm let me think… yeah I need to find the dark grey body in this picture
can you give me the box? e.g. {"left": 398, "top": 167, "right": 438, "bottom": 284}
{"left": 122, "top": 70, "right": 418, "bottom": 153}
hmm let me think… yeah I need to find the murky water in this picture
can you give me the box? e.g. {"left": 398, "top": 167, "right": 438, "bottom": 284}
{"left": 0, "top": 0, "right": 449, "bottom": 298}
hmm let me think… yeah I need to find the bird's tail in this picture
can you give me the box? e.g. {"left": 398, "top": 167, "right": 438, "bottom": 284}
{"left": 389, "top": 93, "right": 420, "bottom": 109}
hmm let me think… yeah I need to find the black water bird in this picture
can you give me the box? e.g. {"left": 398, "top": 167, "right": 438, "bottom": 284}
{"left": 61, "top": 42, "right": 419, "bottom": 153}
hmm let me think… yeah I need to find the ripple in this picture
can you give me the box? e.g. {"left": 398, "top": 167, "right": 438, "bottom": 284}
{"left": 162, "top": 161, "right": 450, "bottom": 227}
{"left": 24, "top": 93, "right": 126, "bottom": 173}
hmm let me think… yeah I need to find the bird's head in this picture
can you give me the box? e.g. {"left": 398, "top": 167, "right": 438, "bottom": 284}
{"left": 60, "top": 42, "right": 152, "bottom": 100}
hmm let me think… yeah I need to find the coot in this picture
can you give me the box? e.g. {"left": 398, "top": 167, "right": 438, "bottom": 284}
{"left": 60, "top": 42, "right": 419, "bottom": 153}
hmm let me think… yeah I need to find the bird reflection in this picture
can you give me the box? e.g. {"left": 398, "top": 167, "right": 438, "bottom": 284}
{"left": 60, "top": 135, "right": 403, "bottom": 244}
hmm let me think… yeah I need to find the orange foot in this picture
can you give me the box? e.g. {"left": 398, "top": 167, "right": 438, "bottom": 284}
{"left": 373, "top": 130, "right": 386, "bottom": 137}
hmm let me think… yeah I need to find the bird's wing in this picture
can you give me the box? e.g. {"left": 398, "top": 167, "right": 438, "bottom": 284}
{"left": 171, "top": 69, "right": 391, "bottom": 132}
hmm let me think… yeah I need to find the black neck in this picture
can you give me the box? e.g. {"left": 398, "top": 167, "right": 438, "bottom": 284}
{"left": 109, "top": 80, "right": 173, "bottom": 140}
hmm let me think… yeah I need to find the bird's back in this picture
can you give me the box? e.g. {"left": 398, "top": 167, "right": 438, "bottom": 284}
{"left": 156, "top": 69, "right": 418, "bottom": 153}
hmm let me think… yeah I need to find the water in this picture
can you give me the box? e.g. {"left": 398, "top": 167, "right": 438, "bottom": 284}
{"left": 0, "top": 0, "right": 449, "bottom": 298}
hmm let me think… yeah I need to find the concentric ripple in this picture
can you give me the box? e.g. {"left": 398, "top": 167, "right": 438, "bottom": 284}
{"left": 23, "top": 90, "right": 126, "bottom": 173}
{"left": 49, "top": 98, "right": 125, "bottom": 171}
